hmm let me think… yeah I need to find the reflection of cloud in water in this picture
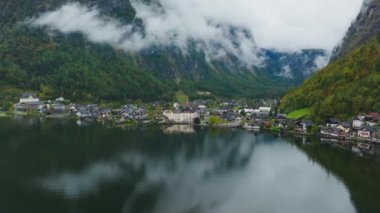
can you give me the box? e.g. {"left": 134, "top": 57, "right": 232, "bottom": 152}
{"left": 39, "top": 162, "right": 124, "bottom": 198}
{"left": 212, "top": 143, "right": 355, "bottom": 213}
{"left": 38, "top": 134, "right": 355, "bottom": 213}
{"left": 39, "top": 133, "right": 253, "bottom": 199}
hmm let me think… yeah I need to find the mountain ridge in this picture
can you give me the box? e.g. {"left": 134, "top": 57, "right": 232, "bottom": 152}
{"left": 0, "top": 0, "right": 327, "bottom": 107}
{"left": 331, "top": 0, "right": 380, "bottom": 61}
{"left": 281, "top": 0, "right": 380, "bottom": 122}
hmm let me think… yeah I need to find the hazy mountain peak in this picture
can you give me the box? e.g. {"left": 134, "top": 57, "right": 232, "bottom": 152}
{"left": 331, "top": 0, "right": 380, "bottom": 61}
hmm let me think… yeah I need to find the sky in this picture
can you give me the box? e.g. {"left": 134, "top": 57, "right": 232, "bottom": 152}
{"left": 28, "top": 0, "right": 364, "bottom": 66}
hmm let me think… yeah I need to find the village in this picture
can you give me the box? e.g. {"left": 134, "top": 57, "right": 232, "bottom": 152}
{"left": 7, "top": 92, "right": 380, "bottom": 155}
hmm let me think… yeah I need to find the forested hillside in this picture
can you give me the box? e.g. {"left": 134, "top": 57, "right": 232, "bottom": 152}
{"left": 281, "top": 38, "right": 380, "bottom": 122}
{"left": 0, "top": 0, "right": 326, "bottom": 107}
{"left": 331, "top": 0, "right": 380, "bottom": 61}
{"left": 281, "top": 0, "right": 380, "bottom": 123}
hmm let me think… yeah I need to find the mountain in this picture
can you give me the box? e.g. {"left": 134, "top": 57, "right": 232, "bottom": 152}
{"left": 0, "top": 0, "right": 326, "bottom": 107}
{"left": 281, "top": 0, "right": 380, "bottom": 123}
{"left": 331, "top": 0, "right": 380, "bottom": 61}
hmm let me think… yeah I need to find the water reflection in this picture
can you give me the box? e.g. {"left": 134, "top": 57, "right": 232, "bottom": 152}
{"left": 163, "top": 125, "right": 196, "bottom": 134}
{"left": 37, "top": 131, "right": 355, "bottom": 213}
{"left": 39, "top": 161, "right": 124, "bottom": 198}
{"left": 13, "top": 114, "right": 42, "bottom": 126}
{"left": 39, "top": 132, "right": 254, "bottom": 199}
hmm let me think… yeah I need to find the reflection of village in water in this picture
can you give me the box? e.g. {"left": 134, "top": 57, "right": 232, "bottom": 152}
{"left": 163, "top": 125, "right": 196, "bottom": 134}
{"left": 8, "top": 113, "right": 380, "bottom": 159}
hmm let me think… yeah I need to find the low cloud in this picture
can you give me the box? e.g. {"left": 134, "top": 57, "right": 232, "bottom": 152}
{"left": 28, "top": 2, "right": 263, "bottom": 67}
{"left": 277, "top": 65, "right": 294, "bottom": 79}
{"left": 28, "top": 0, "right": 362, "bottom": 67}
{"left": 313, "top": 53, "right": 331, "bottom": 70}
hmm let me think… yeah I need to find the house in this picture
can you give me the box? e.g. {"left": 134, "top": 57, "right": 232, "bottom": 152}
{"left": 163, "top": 110, "right": 199, "bottom": 123}
{"left": 51, "top": 103, "right": 66, "bottom": 112}
{"left": 258, "top": 107, "right": 271, "bottom": 117}
{"left": 326, "top": 118, "right": 340, "bottom": 128}
{"left": 273, "top": 119, "right": 287, "bottom": 129}
{"left": 221, "top": 112, "right": 241, "bottom": 122}
{"left": 196, "top": 105, "right": 208, "bottom": 115}
{"left": 55, "top": 97, "right": 65, "bottom": 102}
{"left": 336, "top": 122, "right": 351, "bottom": 133}
{"left": 197, "top": 105, "right": 207, "bottom": 110}
{"left": 296, "top": 120, "right": 313, "bottom": 133}
{"left": 134, "top": 108, "right": 148, "bottom": 120}
{"left": 320, "top": 127, "right": 344, "bottom": 138}
{"left": 358, "top": 126, "right": 375, "bottom": 139}
{"left": 14, "top": 103, "right": 28, "bottom": 112}
{"left": 122, "top": 105, "right": 135, "bottom": 115}
{"left": 353, "top": 116, "right": 365, "bottom": 129}
{"left": 302, "top": 121, "right": 314, "bottom": 132}
{"left": 68, "top": 104, "right": 77, "bottom": 112}
{"left": 197, "top": 91, "right": 211, "bottom": 96}
{"left": 367, "top": 112, "right": 380, "bottom": 119}
{"left": 16, "top": 102, "right": 45, "bottom": 111}
{"left": 365, "top": 112, "right": 380, "bottom": 126}
{"left": 76, "top": 110, "right": 93, "bottom": 119}
{"left": 213, "top": 106, "right": 233, "bottom": 115}
{"left": 19, "top": 93, "right": 39, "bottom": 104}
{"left": 86, "top": 104, "right": 99, "bottom": 112}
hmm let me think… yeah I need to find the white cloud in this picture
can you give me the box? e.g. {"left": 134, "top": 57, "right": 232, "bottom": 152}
{"left": 30, "top": 3, "right": 127, "bottom": 44}
{"left": 277, "top": 65, "right": 294, "bottom": 79}
{"left": 313, "top": 53, "right": 331, "bottom": 70}
{"left": 28, "top": 0, "right": 363, "bottom": 66}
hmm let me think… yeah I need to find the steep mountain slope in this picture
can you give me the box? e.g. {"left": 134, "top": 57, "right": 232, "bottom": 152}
{"left": 331, "top": 0, "right": 380, "bottom": 61}
{"left": 0, "top": 0, "right": 326, "bottom": 105}
{"left": 281, "top": 0, "right": 380, "bottom": 122}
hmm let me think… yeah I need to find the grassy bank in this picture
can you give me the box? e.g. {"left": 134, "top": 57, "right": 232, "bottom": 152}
{"left": 287, "top": 108, "right": 311, "bottom": 120}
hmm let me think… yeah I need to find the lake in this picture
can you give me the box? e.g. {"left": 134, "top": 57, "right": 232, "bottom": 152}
{"left": 0, "top": 117, "right": 379, "bottom": 213}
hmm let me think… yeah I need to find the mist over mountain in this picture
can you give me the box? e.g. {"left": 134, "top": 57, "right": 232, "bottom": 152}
{"left": 0, "top": 0, "right": 359, "bottom": 103}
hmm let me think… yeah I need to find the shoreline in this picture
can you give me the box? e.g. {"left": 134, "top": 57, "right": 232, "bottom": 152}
{"left": 1, "top": 114, "right": 379, "bottom": 156}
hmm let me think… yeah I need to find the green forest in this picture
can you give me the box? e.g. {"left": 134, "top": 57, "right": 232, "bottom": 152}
{"left": 281, "top": 38, "right": 380, "bottom": 123}
{"left": 0, "top": 0, "right": 325, "bottom": 110}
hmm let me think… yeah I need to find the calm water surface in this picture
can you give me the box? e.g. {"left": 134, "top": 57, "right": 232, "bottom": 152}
{"left": 0, "top": 117, "right": 379, "bottom": 213}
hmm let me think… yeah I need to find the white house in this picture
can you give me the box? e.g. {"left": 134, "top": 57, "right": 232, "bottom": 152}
{"left": 358, "top": 129, "right": 372, "bottom": 139}
{"left": 353, "top": 117, "right": 365, "bottom": 129}
{"left": 163, "top": 110, "right": 199, "bottom": 123}
{"left": 51, "top": 103, "right": 66, "bottom": 112}
{"left": 19, "top": 93, "right": 40, "bottom": 104}
{"left": 55, "top": 97, "right": 65, "bottom": 102}
{"left": 357, "top": 126, "right": 374, "bottom": 139}
{"left": 259, "top": 107, "right": 271, "bottom": 116}
{"left": 198, "top": 105, "right": 207, "bottom": 110}
{"left": 335, "top": 122, "right": 351, "bottom": 133}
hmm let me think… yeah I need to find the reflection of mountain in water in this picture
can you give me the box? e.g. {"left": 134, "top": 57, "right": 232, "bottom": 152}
{"left": 38, "top": 129, "right": 256, "bottom": 212}
{"left": 36, "top": 130, "right": 355, "bottom": 213}
{"left": 291, "top": 137, "right": 380, "bottom": 213}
